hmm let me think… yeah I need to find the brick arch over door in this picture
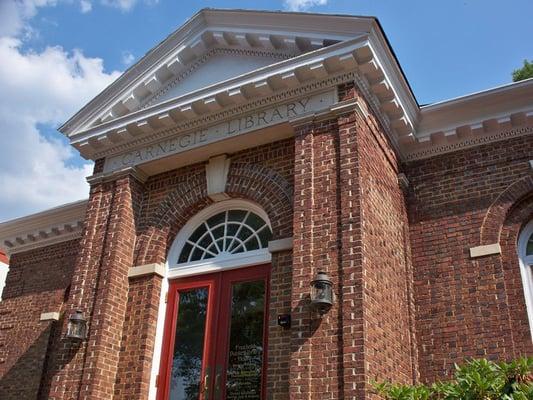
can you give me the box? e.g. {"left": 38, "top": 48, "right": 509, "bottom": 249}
{"left": 497, "top": 193, "right": 533, "bottom": 357}
{"left": 134, "top": 162, "right": 293, "bottom": 266}
{"left": 480, "top": 175, "right": 533, "bottom": 245}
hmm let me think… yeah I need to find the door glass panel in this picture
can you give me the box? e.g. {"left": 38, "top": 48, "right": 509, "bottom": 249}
{"left": 226, "top": 280, "right": 265, "bottom": 400}
{"left": 170, "top": 287, "right": 209, "bottom": 400}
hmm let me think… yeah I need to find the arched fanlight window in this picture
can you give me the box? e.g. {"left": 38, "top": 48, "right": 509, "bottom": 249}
{"left": 166, "top": 200, "right": 273, "bottom": 278}
{"left": 177, "top": 209, "right": 272, "bottom": 264}
{"left": 518, "top": 220, "right": 533, "bottom": 339}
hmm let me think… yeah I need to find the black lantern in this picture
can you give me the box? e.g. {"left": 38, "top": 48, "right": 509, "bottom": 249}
{"left": 66, "top": 310, "right": 87, "bottom": 340}
{"left": 310, "top": 271, "right": 333, "bottom": 315}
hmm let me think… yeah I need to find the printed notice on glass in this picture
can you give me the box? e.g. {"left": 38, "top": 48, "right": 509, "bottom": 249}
{"left": 226, "top": 344, "right": 262, "bottom": 400}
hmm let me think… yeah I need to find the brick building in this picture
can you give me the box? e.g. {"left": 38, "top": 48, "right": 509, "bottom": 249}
{"left": 0, "top": 9, "right": 532, "bottom": 400}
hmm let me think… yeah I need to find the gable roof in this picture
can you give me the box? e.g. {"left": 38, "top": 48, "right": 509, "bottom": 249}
{"left": 58, "top": 8, "right": 533, "bottom": 164}
{"left": 58, "top": 8, "right": 418, "bottom": 161}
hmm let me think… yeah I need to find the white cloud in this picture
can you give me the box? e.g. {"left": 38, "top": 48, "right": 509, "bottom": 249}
{"left": 121, "top": 50, "right": 135, "bottom": 66}
{"left": 0, "top": 0, "right": 164, "bottom": 221}
{"left": 0, "top": 37, "right": 121, "bottom": 221}
{"left": 80, "top": 0, "right": 92, "bottom": 13}
{"left": 100, "top": 0, "right": 137, "bottom": 11}
{"left": 99, "top": 0, "right": 158, "bottom": 12}
{"left": 283, "top": 0, "right": 328, "bottom": 12}
{"left": 0, "top": 0, "right": 57, "bottom": 38}
{"left": 0, "top": 0, "right": 155, "bottom": 28}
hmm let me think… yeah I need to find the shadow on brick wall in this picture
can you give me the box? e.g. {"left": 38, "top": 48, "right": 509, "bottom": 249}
{"left": 0, "top": 324, "right": 52, "bottom": 399}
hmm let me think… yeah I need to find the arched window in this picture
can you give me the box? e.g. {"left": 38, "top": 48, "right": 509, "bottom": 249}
{"left": 518, "top": 220, "right": 533, "bottom": 338}
{"left": 177, "top": 209, "right": 271, "bottom": 263}
{"left": 167, "top": 200, "right": 272, "bottom": 278}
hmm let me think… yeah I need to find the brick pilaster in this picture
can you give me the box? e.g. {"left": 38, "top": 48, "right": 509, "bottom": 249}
{"left": 338, "top": 84, "right": 417, "bottom": 395}
{"left": 291, "top": 87, "right": 418, "bottom": 399}
{"left": 46, "top": 173, "right": 142, "bottom": 399}
{"left": 291, "top": 117, "right": 344, "bottom": 400}
{"left": 336, "top": 111, "right": 366, "bottom": 399}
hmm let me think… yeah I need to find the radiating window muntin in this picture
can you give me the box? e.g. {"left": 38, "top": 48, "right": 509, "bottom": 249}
{"left": 178, "top": 210, "right": 272, "bottom": 264}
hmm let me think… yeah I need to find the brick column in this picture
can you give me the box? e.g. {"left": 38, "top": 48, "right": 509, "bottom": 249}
{"left": 291, "top": 92, "right": 417, "bottom": 400}
{"left": 291, "top": 116, "right": 344, "bottom": 400}
{"left": 46, "top": 171, "right": 142, "bottom": 399}
{"left": 336, "top": 109, "right": 366, "bottom": 399}
{"left": 337, "top": 93, "right": 418, "bottom": 395}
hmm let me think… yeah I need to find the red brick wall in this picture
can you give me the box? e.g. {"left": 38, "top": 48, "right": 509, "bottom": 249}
{"left": 290, "top": 82, "right": 416, "bottom": 400}
{"left": 44, "top": 175, "right": 141, "bottom": 399}
{"left": 354, "top": 101, "right": 417, "bottom": 387}
{"left": 292, "top": 117, "right": 344, "bottom": 400}
{"left": 406, "top": 135, "right": 533, "bottom": 383}
{"left": 338, "top": 84, "right": 417, "bottom": 396}
{"left": 2, "top": 84, "right": 531, "bottom": 400}
{"left": 115, "top": 274, "right": 162, "bottom": 399}
{"left": 0, "top": 239, "right": 79, "bottom": 399}
{"left": 266, "top": 250, "right": 292, "bottom": 399}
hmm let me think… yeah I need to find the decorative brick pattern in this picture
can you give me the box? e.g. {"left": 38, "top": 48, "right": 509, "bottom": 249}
{"left": 480, "top": 175, "right": 533, "bottom": 245}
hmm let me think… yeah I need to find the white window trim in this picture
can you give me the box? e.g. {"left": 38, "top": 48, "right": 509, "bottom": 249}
{"left": 167, "top": 249, "right": 271, "bottom": 279}
{"left": 148, "top": 199, "right": 272, "bottom": 399}
{"left": 518, "top": 220, "right": 533, "bottom": 340}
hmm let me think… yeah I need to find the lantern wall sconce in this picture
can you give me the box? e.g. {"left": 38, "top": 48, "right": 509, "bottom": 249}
{"left": 310, "top": 271, "right": 333, "bottom": 315}
{"left": 66, "top": 310, "right": 88, "bottom": 340}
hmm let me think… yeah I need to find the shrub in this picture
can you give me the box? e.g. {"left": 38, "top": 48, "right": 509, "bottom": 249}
{"left": 373, "top": 357, "right": 533, "bottom": 400}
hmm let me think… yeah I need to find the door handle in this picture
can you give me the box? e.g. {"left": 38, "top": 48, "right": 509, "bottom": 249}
{"left": 214, "top": 365, "right": 222, "bottom": 399}
{"left": 202, "top": 366, "right": 211, "bottom": 400}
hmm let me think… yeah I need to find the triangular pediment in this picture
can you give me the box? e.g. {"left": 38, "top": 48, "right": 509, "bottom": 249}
{"left": 60, "top": 10, "right": 380, "bottom": 135}
{"left": 87, "top": 37, "right": 336, "bottom": 129}
{"left": 140, "top": 49, "right": 293, "bottom": 111}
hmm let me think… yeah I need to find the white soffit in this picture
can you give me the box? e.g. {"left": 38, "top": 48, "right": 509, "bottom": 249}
{"left": 402, "top": 79, "right": 533, "bottom": 161}
{"left": 0, "top": 200, "right": 87, "bottom": 255}
{"left": 58, "top": 9, "right": 418, "bottom": 162}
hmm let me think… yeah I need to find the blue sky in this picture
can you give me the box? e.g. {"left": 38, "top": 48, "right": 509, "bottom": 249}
{"left": 0, "top": 0, "right": 531, "bottom": 221}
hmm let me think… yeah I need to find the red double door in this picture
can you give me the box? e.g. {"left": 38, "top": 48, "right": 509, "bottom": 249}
{"left": 157, "top": 265, "right": 270, "bottom": 400}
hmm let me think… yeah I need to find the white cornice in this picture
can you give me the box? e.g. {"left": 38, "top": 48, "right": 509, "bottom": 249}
{"left": 402, "top": 79, "right": 533, "bottom": 161}
{"left": 59, "top": 9, "right": 419, "bottom": 163}
{"left": 0, "top": 200, "right": 87, "bottom": 256}
{"left": 417, "top": 78, "right": 533, "bottom": 136}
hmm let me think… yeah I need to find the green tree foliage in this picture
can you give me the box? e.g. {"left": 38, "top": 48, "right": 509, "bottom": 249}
{"left": 373, "top": 357, "right": 533, "bottom": 400}
{"left": 512, "top": 60, "right": 533, "bottom": 82}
